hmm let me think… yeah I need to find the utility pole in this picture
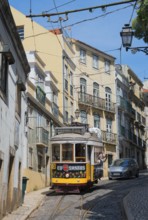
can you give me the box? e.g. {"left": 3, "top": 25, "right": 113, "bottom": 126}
{"left": 26, "top": 0, "right": 136, "bottom": 18}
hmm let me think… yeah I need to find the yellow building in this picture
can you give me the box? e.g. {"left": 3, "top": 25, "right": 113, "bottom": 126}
{"left": 71, "top": 39, "right": 117, "bottom": 176}
{"left": 11, "top": 7, "right": 77, "bottom": 190}
{"left": 10, "top": 7, "right": 76, "bottom": 126}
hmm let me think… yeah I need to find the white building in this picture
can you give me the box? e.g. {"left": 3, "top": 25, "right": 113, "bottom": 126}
{"left": 0, "top": 0, "right": 30, "bottom": 218}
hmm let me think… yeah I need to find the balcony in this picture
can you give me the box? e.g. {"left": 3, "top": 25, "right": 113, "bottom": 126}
{"left": 101, "top": 131, "right": 117, "bottom": 145}
{"left": 36, "top": 127, "right": 49, "bottom": 147}
{"left": 78, "top": 92, "right": 115, "bottom": 113}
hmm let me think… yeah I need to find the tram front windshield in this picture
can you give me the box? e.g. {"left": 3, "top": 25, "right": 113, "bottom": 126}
{"left": 52, "top": 143, "right": 86, "bottom": 162}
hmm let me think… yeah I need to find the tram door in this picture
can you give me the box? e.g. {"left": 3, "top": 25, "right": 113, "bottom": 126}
{"left": 87, "top": 145, "right": 92, "bottom": 181}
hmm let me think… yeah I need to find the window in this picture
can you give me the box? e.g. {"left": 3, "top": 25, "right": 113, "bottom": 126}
{"left": 106, "top": 118, "right": 112, "bottom": 140}
{"left": 64, "top": 65, "right": 68, "bottom": 91}
{"left": 52, "top": 144, "right": 60, "bottom": 162}
{"left": 80, "top": 78, "right": 87, "bottom": 102}
{"left": 36, "top": 86, "right": 46, "bottom": 106}
{"left": 64, "top": 96, "right": 68, "bottom": 123}
{"left": 17, "top": 26, "right": 24, "bottom": 40}
{"left": 105, "top": 59, "right": 110, "bottom": 73}
{"left": 0, "top": 158, "right": 3, "bottom": 192}
{"left": 70, "top": 71, "right": 73, "bottom": 96}
{"left": 94, "top": 114, "right": 100, "bottom": 128}
{"left": 106, "top": 118, "right": 112, "bottom": 132}
{"left": 70, "top": 102, "right": 73, "bottom": 123}
{"left": 75, "top": 144, "right": 86, "bottom": 162}
{"left": 29, "top": 148, "right": 33, "bottom": 168}
{"left": 93, "top": 82, "right": 99, "bottom": 97}
{"left": 80, "top": 78, "right": 87, "bottom": 93}
{"left": 62, "top": 144, "right": 73, "bottom": 161}
{"left": 14, "top": 118, "right": 20, "bottom": 147}
{"left": 0, "top": 53, "right": 9, "bottom": 95}
{"left": 105, "top": 87, "right": 112, "bottom": 111}
{"left": 80, "top": 110, "right": 87, "bottom": 124}
{"left": 92, "top": 54, "right": 98, "bottom": 69}
{"left": 80, "top": 49, "right": 86, "bottom": 64}
{"left": 15, "top": 85, "right": 22, "bottom": 116}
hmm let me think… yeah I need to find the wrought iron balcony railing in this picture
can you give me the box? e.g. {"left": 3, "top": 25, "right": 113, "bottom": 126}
{"left": 78, "top": 92, "right": 115, "bottom": 112}
{"left": 101, "top": 131, "right": 117, "bottom": 144}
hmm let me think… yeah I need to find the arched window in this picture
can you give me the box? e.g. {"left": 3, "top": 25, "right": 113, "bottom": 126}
{"left": 80, "top": 110, "right": 87, "bottom": 124}
{"left": 93, "top": 82, "right": 99, "bottom": 97}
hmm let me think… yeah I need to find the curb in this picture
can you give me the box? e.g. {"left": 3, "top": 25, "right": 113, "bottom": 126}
{"left": 123, "top": 193, "right": 134, "bottom": 220}
{"left": 22, "top": 195, "right": 45, "bottom": 220}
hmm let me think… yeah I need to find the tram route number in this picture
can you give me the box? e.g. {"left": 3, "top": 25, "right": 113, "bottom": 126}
{"left": 56, "top": 164, "right": 86, "bottom": 171}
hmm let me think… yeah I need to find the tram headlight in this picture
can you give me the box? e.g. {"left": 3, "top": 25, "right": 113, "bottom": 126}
{"left": 65, "top": 173, "right": 69, "bottom": 178}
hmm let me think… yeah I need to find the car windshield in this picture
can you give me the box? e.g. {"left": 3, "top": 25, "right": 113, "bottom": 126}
{"left": 112, "top": 159, "right": 129, "bottom": 167}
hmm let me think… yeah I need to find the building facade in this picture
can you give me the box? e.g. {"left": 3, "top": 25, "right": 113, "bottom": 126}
{"left": 116, "top": 65, "right": 146, "bottom": 169}
{"left": 143, "top": 80, "right": 148, "bottom": 168}
{"left": 0, "top": 0, "right": 30, "bottom": 218}
{"left": 71, "top": 39, "right": 117, "bottom": 176}
{"left": 24, "top": 51, "right": 63, "bottom": 192}
{"left": 11, "top": 7, "right": 77, "bottom": 190}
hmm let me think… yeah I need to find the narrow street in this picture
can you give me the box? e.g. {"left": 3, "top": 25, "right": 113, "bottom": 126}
{"left": 27, "top": 172, "right": 148, "bottom": 220}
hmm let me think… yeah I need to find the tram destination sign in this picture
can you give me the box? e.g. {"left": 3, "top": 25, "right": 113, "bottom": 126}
{"left": 56, "top": 164, "right": 86, "bottom": 172}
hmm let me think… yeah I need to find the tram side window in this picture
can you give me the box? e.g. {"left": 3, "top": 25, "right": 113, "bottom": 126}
{"left": 75, "top": 144, "right": 86, "bottom": 162}
{"left": 52, "top": 144, "right": 60, "bottom": 162}
{"left": 62, "top": 144, "right": 73, "bottom": 162}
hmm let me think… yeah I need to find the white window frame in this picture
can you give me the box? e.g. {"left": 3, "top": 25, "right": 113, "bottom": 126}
{"left": 92, "top": 54, "right": 98, "bottom": 69}
{"left": 80, "top": 49, "right": 86, "bottom": 64}
{"left": 105, "top": 59, "right": 110, "bottom": 73}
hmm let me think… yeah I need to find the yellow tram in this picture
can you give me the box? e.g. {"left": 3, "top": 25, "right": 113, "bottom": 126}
{"left": 50, "top": 126, "right": 105, "bottom": 193}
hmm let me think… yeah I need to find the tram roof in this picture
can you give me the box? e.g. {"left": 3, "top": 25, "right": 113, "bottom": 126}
{"left": 50, "top": 132, "right": 103, "bottom": 147}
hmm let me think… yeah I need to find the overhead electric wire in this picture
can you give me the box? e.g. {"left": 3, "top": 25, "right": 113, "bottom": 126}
{"left": 62, "top": 4, "right": 133, "bottom": 28}
{"left": 128, "top": 0, "right": 138, "bottom": 24}
{"left": 26, "top": 0, "right": 137, "bottom": 18}
{"left": 43, "top": 0, "right": 76, "bottom": 14}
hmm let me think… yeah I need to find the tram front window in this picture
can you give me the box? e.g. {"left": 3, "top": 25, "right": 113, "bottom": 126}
{"left": 52, "top": 144, "right": 60, "bottom": 162}
{"left": 75, "top": 144, "right": 86, "bottom": 162}
{"left": 62, "top": 144, "right": 73, "bottom": 162}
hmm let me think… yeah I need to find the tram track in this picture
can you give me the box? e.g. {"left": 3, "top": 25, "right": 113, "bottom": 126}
{"left": 46, "top": 178, "right": 143, "bottom": 220}
{"left": 48, "top": 194, "right": 65, "bottom": 220}
{"left": 47, "top": 187, "right": 113, "bottom": 219}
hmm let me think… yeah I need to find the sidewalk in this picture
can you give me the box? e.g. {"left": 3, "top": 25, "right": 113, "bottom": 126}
{"left": 3, "top": 187, "right": 52, "bottom": 220}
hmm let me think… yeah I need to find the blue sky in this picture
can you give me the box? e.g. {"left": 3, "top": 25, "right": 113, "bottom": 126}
{"left": 9, "top": 0, "right": 148, "bottom": 81}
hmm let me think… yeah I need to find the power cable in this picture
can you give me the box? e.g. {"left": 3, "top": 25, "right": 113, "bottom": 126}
{"left": 26, "top": 0, "right": 137, "bottom": 18}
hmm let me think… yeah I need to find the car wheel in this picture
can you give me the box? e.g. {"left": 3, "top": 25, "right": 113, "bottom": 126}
{"left": 128, "top": 171, "right": 132, "bottom": 179}
{"left": 135, "top": 172, "right": 139, "bottom": 178}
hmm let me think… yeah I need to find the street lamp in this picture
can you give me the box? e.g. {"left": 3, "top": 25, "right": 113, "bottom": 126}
{"left": 120, "top": 24, "right": 148, "bottom": 55}
{"left": 75, "top": 109, "right": 80, "bottom": 119}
